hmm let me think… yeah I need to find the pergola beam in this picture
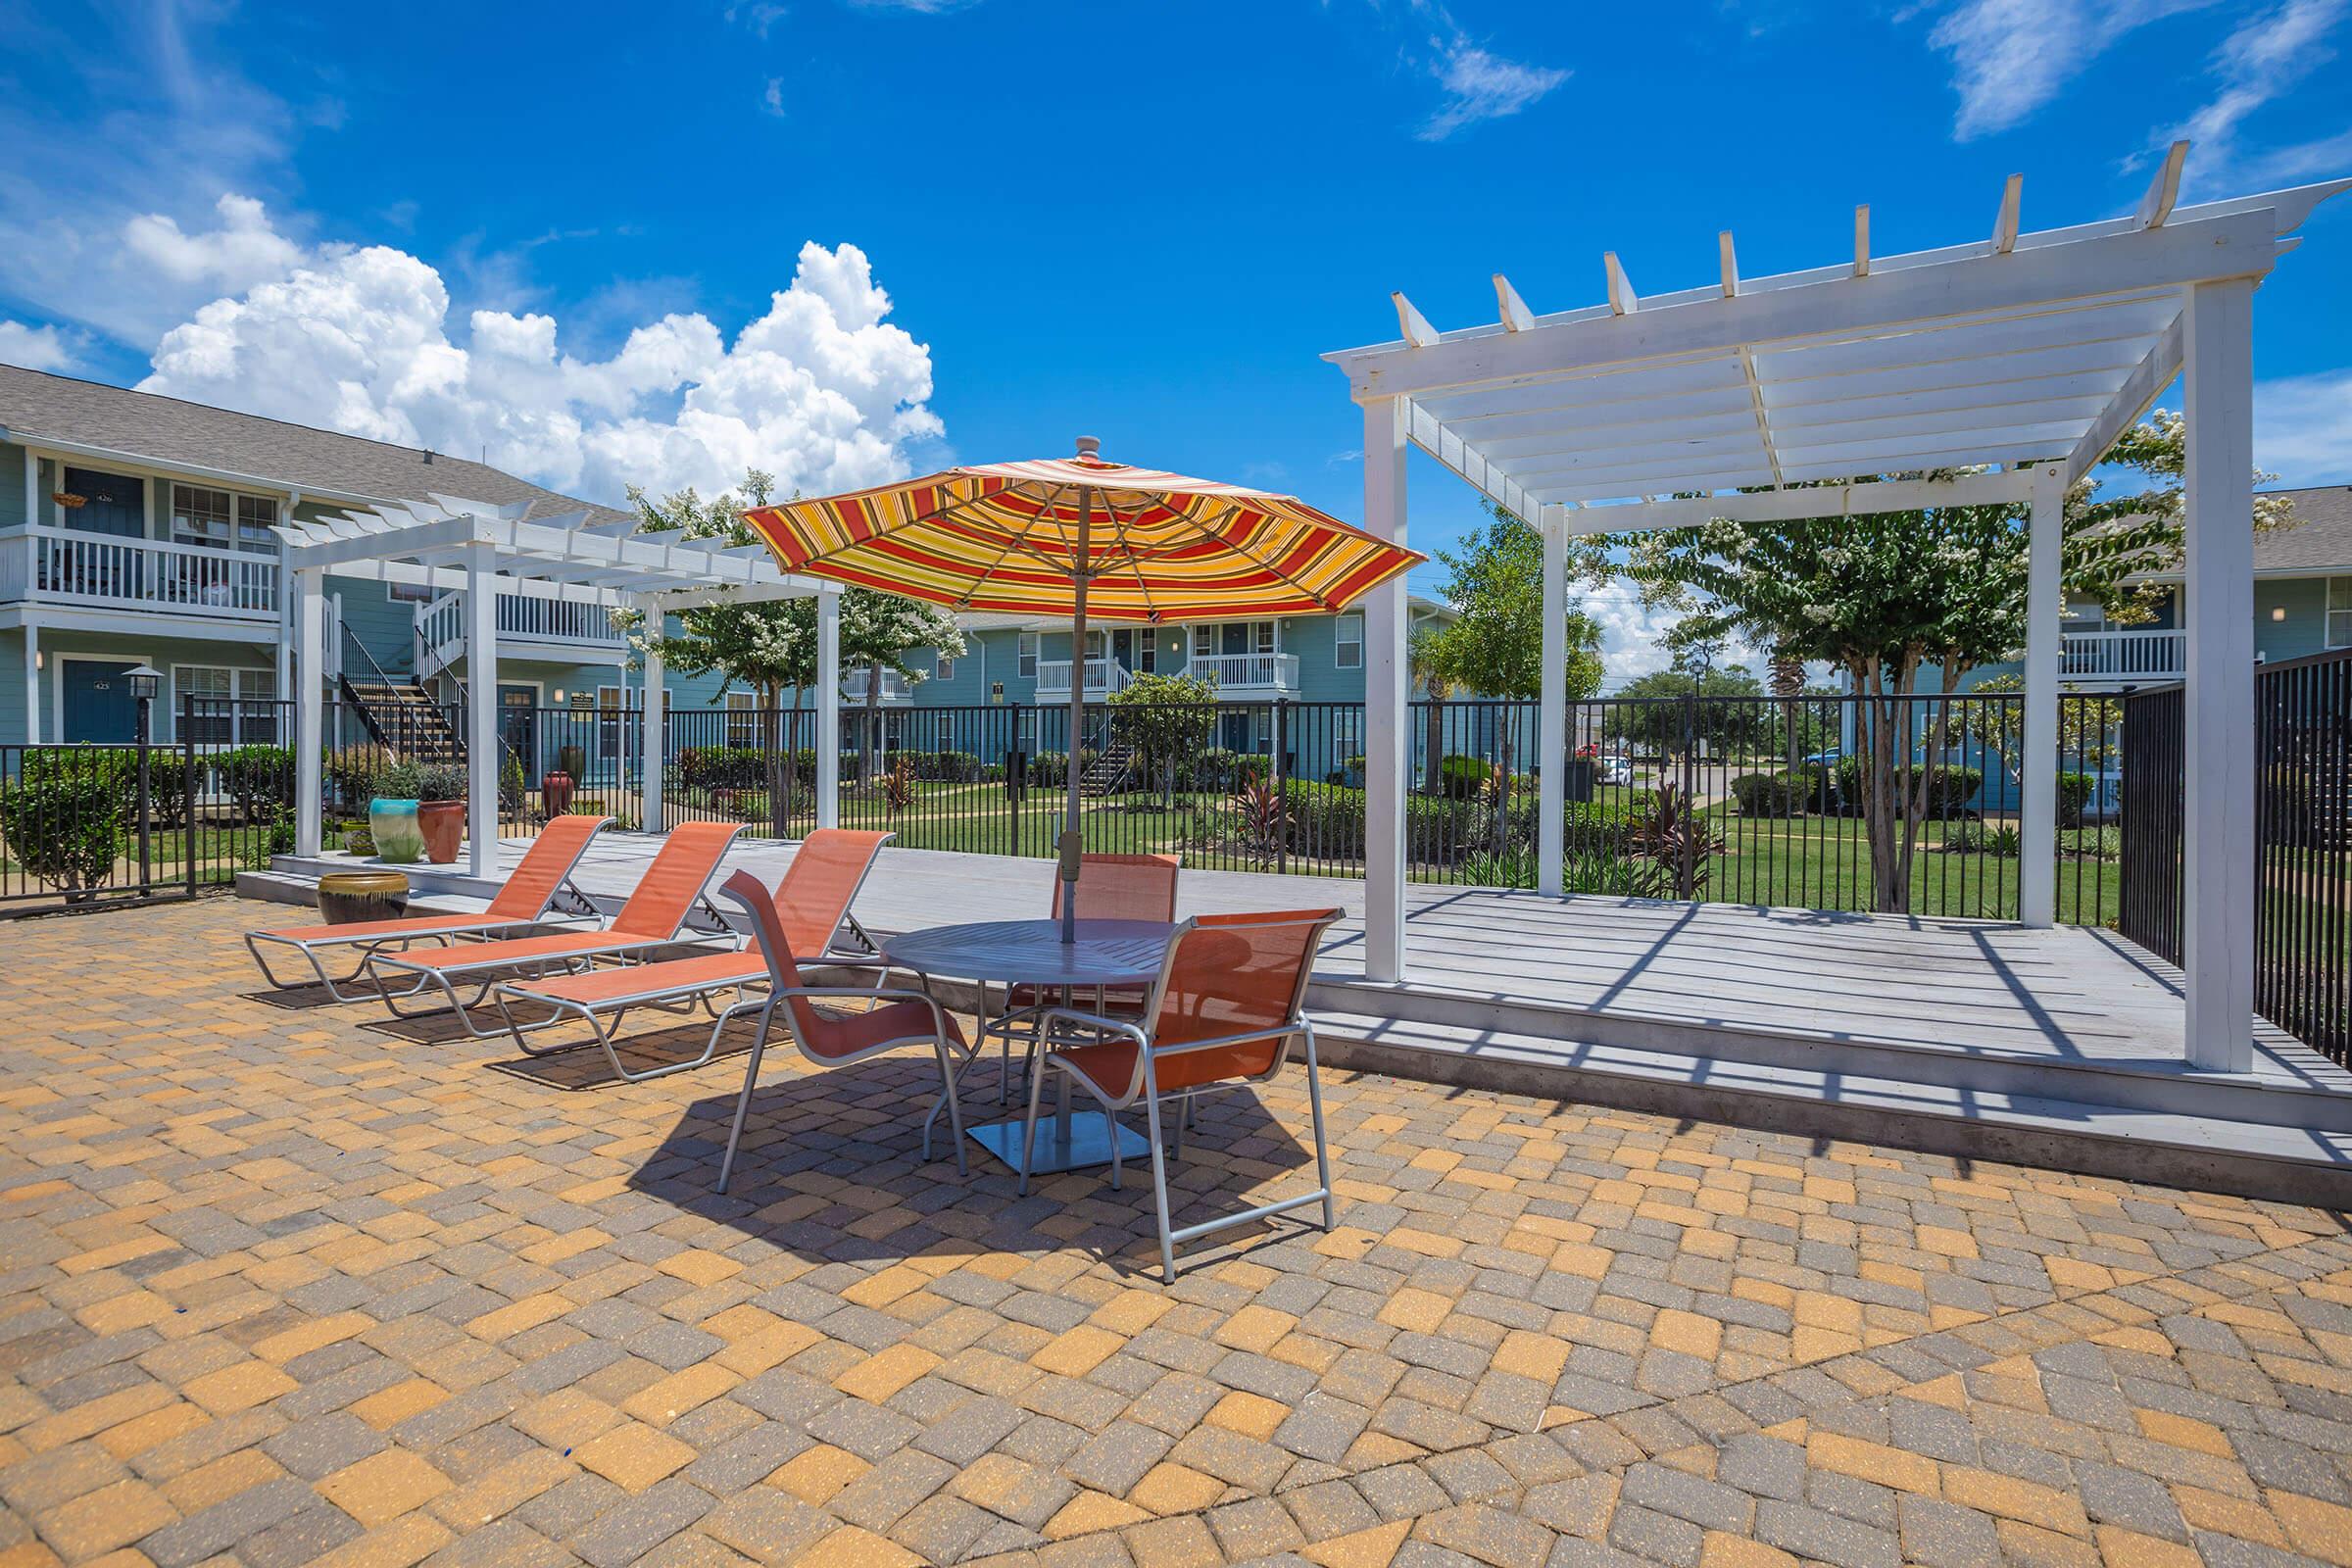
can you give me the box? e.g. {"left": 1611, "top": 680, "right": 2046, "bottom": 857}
{"left": 1553, "top": 469, "right": 2035, "bottom": 535}
{"left": 2062, "top": 317, "right": 2182, "bottom": 482}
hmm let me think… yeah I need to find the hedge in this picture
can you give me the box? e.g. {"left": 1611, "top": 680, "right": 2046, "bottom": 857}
{"left": 0, "top": 750, "right": 131, "bottom": 898}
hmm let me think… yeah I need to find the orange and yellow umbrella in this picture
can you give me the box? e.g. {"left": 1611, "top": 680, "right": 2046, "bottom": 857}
{"left": 740, "top": 444, "right": 1421, "bottom": 623}
{"left": 740, "top": 439, "right": 1423, "bottom": 941}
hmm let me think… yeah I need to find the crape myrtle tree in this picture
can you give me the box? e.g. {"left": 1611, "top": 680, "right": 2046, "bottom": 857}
{"left": 1586, "top": 414, "right": 2297, "bottom": 912}
{"left": 622, "top": 469, "right": 964, "bottom": 807}
{"left": 1106, "top": 670, "right": 1217, "bottom": 810}
{"left": 1421, "top": 505, "right": 1607, "bottom": 856}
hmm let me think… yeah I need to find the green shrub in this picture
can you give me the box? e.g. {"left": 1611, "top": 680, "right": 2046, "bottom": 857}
{"left": 1436, "top": 755, "right": 1493, "bottom": 800}
{"left": 1832, "top": 758, "right": 1982, "bottom": 817}
{"left": 0, "top": 750, "right": 131, "bottom": 899}
{"left": 417, "top": 763, "right": 466, "bottom": 803}
{"left": 1027, "top": 750, "right": 1102, "bottom": 787}
{"left": 2057, "top": 771, "right": 2094, "bottom": 828}
{"left": 373, "top": 759, "right": 424, "bottom": 799}
{"left": 1729, "top": 771, "right": 1807, "bottom": 817}
{"left": 213, "top": 745, "right": 293, "bottom": 820}
{"left": 1941, "top": 820, "right": 2022, "bottom": 858}
{"left": 141, "top": 752, "right": 193, "bottom": 830}
{"left": 557, "top": 743, "right": 587, "bottom": 779}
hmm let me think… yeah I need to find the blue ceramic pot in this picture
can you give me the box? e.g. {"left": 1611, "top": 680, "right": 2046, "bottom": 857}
{"left": 368, "top": 798, "right": 424, "bottom": 864}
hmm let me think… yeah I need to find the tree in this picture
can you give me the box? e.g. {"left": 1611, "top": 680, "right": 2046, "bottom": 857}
{"left": 1106, "top": 670, "right": 1216, "bottom": 808}
{"left": 625, "top": 469, "right": 965, "bottom": 795}
{"left": 1607, "top": 666, "right": 1769, "bottom": 759}
{"left": 1420, "top": 506, "right": 1608, "bottom": 857}
{"left": 1406, "top": 625, "right": 1455, "bottom": 796}
{"left": 1587, "top": 417, "right": 2298, "bottom": 911}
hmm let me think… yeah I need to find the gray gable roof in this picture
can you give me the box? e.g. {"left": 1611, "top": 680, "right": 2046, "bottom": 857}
{"left": 0, "top": 362, "right": 632, "bottom": 529}
{"left": 2254, "top": 485, "right": 2352, "bottom": 575}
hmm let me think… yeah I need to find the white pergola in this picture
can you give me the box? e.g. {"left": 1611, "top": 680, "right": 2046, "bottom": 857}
{"left": 273, "top": 494, "right": 836, "bottom": 878}
{"left": 1326, "top": 148, "right": 2348, "bottom": 1072}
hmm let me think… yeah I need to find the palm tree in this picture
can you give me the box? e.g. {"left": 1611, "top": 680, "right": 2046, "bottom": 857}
{"left": 1769, "top": 645, "right": 1807, "bottom": 774}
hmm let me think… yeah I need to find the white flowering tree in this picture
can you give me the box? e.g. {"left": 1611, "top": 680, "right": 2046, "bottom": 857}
{"left": 1586, "top": 416, "right": 2295, "bottom": 911}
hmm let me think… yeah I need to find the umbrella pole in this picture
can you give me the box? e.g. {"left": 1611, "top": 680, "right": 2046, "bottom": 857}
{"left": 1061, "top": 487, "right": 1092, "bottom": 945}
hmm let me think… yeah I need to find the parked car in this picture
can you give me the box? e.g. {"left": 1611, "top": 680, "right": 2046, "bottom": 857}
{"left": 1596, "top": 753, "right": 1635, "bottom": 787}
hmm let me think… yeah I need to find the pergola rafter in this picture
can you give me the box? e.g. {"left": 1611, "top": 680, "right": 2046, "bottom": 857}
{"left": 1326, "top": 152, "right": 2348, "bottom": 1076}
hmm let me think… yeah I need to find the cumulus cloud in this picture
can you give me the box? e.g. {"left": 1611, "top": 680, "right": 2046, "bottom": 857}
{"left": 2254, "top": 368, "right": 2352, "bottom": 485}
{"left": 1418, "top": 44, "right": 1569, "bottom": 140}
{"left": 1925, "top": 0, "right": 2211, "bottom": 140}
{"left": 0, "top": 320, "right": 76, "bottom": 372}
{"left": 132, "top": 201, "right": 943, "bottom": 507}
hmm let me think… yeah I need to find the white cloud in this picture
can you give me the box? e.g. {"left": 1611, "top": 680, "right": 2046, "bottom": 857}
{"left": 131, "top": 201, "right": 944, "bottom": 507}
{"left": 2254, "top": 368, "right": 2352, "bottom": 484}
{"left": 1418, "top": 44, "right": 1569, "bottom": 140}
{"left": 2163, "top": 0, "right": 2349, "bottom": 188}
{"left": 761, "top": 76, "right": 787, "bottom": 117}
{"left": 0, "top": 320, "right": 76, "bottom": 372}
{"left": 1925, "top": 0, "right": 2212, "bottom": 139}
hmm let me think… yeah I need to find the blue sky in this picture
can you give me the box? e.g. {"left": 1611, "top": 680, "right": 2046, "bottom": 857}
{"left": 2, "top": 0, "right": 2348, "bottom": 676}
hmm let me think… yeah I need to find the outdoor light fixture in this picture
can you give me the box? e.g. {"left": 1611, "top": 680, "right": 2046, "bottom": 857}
{"left": 122, "top": 664, "right": 163, "bottom": 704}
{"left": 2273, "top": 607, "right": 2288, "bottom": 621}
{"left": 551, "top": 689, "right": 565, "bottom": 705}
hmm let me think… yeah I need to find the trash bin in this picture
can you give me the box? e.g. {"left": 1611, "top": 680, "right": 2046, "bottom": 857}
{"left": 1005, "top": 750, "right": 1028, "bottom": 801}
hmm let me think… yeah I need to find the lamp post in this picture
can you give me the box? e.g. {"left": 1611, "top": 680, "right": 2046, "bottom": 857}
{"left": 123, "top": 663, "right": 162, "bottom": 893}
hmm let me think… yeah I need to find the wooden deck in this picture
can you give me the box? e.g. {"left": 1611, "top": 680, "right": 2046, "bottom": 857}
{"left": 255, "top": 835, "right": 2352, "bottom": 1203}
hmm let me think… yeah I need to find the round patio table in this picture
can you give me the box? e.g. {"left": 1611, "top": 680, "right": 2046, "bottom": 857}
{"left": 881, "top": 917, "right": 1176, "bottom": 1177}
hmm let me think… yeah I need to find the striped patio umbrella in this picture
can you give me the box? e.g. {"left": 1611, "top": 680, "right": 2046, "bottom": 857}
{"left": 741, "top": 438, "right": 1423, "bottom": 941}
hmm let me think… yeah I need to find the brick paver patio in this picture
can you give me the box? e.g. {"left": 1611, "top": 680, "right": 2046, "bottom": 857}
{"left": 6, "top": 898, "right": 2352, "bottom": 1567}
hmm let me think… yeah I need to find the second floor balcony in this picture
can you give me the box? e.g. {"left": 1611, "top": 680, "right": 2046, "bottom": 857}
{"left": 2060, "top": 628, "right": 2185, "bottom": 683}
{"left": 1188, "top": 651, "right": 1301, "bottom": 694}
{"left": 0, "top": 526, "right": 279, "bottom": 622}
{"left": 841, "top": 667, "right": 913, "bottom": 703}
{"left": 1035, "top": 658, "right": 1134, "bottom": 698}
{"left": 415, "top": 589, "right": 627, "bottom": 679}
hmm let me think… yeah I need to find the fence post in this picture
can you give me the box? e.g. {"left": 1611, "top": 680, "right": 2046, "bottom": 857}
{"left": 1273, "top": 699, "right": 1290, "bottom": 875}
{"left": 183, "top": 699, "right": 199, "bottom": 901}
{"left": 1681, "top": 690, "right": 1698, "bottom": 899}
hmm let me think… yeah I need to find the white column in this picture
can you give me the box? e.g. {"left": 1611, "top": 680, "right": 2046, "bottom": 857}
{"left": 294, "top": 570, "right": 324, "bottom": 857}
{"left": 274, "top": 500, "right": 293, "bottom": 701}
{"left": 1538, "top": 513, "right": 1568, "bottom": 899}
{"left": 816, "top": 586, "right": 841, "bottom": 831}
{"left": 23, "top": 618, "right": 39, "bottom": 746}
{"left": 2182, "top": 277, "right": 2258, "bottom": 1073}
{"left": 465, "top": 543, "right": 500, "bottom": 878}
{"left": 639, "top": 600, "right": 664, "bottom": 833}
{"left": 2018, "top": 462, "right": 2065, "bottom": 928}
{"left": 1362, "top": 398, "right": 1410, "bottom": 982}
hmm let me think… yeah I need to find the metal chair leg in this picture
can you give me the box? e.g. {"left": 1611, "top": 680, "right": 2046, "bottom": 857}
{"left": 1142, "top": 1089, "right": 1177, "bottom": 1283}
{"left": 1106, "top": 1106, "right": 1122, "bottom": 1192}
{"left": 1301, "top": 1020, "right": 1335, "bottom": 1231}
{"left": 933, "top": 1038, "right": 968, "bottom": 1176}
{"left": 1017, "top": 1052, "right": 1053, "bottom": 1197}
{"left": 716, "top": 997, "right": 778, "bottom": 1194}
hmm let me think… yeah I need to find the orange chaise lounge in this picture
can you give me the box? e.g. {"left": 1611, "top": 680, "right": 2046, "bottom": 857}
{"left": 489, "top": 828, "right": 895, "bottom": 1082}
{"left": 363, "top": 820, "right": 746, "bottom": 1038}
{"left": 244, "top": 813, "right": 612, "bottom": 1000}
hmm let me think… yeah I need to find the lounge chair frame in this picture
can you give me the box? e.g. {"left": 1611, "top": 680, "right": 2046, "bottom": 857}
{"left": 243, "top": 816, "right": 612, "bottom": 1000}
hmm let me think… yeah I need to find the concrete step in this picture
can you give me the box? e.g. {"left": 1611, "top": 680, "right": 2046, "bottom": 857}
{"left": 1306, "top": 1004, "right": 2352, "bottom": 1207}
{"left": 1305, "top": 968, "right": 2352, "bottom": 1136}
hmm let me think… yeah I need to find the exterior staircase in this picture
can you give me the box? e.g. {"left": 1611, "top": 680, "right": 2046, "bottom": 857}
{"left": 1078, "top": 742, "right": 1137, "bottom": 797}
{"left": 341, "top": 675, "right": 464, "bottom": 764}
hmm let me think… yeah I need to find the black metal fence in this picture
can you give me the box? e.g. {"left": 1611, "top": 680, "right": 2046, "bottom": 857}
{"left": 2254, "top": 653, "right": 2352, "bottom": 1060}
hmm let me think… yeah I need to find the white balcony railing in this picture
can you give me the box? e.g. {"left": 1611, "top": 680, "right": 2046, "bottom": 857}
{"left": 0, "top": 526, "right": 279, "bottom": 619}
{"left": 2059, "top": 628, "right": 2186, "bottom": 681}
{"left": 498, "top": 595, "right": 623, "bottom": 646}
{"left": 1035, "top": 658, "right": 1134, "bottom": 697}
{"left": 841, "top": 667, "right": 913, "bottom": 702}
{"left": 1188, "top": 652, "right": 1300, "bottom": 692}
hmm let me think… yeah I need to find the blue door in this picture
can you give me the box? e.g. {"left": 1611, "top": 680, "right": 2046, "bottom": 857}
{"left": 61, "top": 661, "right": 140, "bottom": 743}
{"left": 62, "top": 468, "right": 143, "bottom": 537}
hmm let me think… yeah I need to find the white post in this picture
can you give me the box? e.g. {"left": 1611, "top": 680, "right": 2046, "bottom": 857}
{"left": 465, "top": 542, "right": 499, "bottom": 878}
{"left": 1538, "top": 513, "right": 1568, "bottom": 899}
{"left": 2181, "top": 277, "right": 2257, "bottom": 1073}
{"left": 23, "top": 618, "right": 38, "bottom": 745}
{"left": 816, "top": 586, "right": 841, "bottom": 830}
{"left": 274, "top": 499, "right": 293, "bottom": 702}
{"left": 294, "top": 569, "right": 324, "bottom": 857}
{"left": 639, "top": 600, "right": 664, "bottom": 833}
{"left": 2018, "top": 462, "right": 2064, "bottom": 928}
{"left": 1362, "top": 397, "right": 1410, "bottom": 982}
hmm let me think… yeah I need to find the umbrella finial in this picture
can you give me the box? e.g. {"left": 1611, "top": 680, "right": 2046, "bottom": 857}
{"left": 1074, "top": 435, "right": 1101, "bottom": 461}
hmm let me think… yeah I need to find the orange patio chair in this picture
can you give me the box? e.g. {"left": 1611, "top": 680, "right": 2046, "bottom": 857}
{"left": 1018, "top": 907, "right": 1343, "bottom": 1281}
{"left": 710, "top": 868, "right": 973, "bottom": 1191}
{"left": 365, "top": 821, "right": 745, "bottom": 1038}
{"left": 986, "top": 852, "right": 1180, "bottom": 1103}
{"left": 490, "top": 829, "right": 895, "bottom": 1082}
{"left": 243, "top": 813, "right": 611, "bottom": 1000}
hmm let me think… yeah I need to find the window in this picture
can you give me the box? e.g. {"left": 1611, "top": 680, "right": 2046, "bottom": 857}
{"left": 1335, "top": 613, "right": 1364, "bottom": 670}
{"left": 2329, "top": 579, "right": 2352, "bottom": 650}
{"left": 935, "top": 654, "right": 956, "bottom": 682}
{"left": 1192, "top": 625, "right": 1216, "bottom": 658}
{"left": 1137, "top": 635, "right": 1157, "bottom": 674}
{"left": 389, "top": 581, "right": 435, "bottom": 604}
{"left": 726, "top": 691, "right": 759, "bottom": 748}
{"left": 171, "top": 485, "right": 278, "bottom": 554}
{"left": 1016, "top": 633, "right": 1038, "bottom": 679}
{"left": 174, "top": 665, "right": 277, "bottom": 746}
{"left": 597, "top": 686, "right": 623, "bottom": 760}
{"left": 1252, "top": 620, "right": 1276, "bottom": 655}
